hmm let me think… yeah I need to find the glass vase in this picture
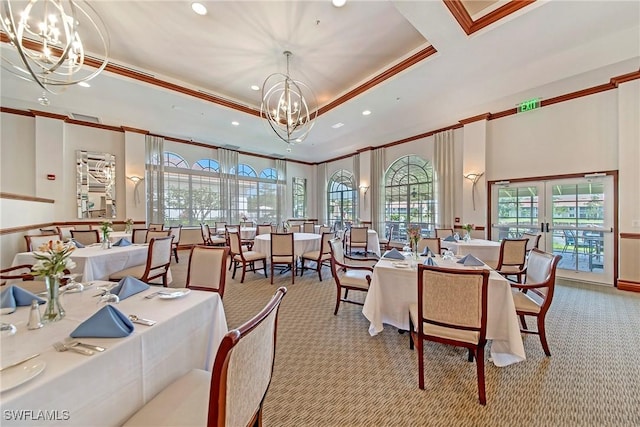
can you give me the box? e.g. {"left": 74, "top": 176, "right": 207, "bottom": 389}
{"left": 101, "top": 232, "right": 111, "bottom": 249}
{"left": 463, "top": 232, "right": 471, "bottom": 242}
{"left": 42, "top": 276, "right": 65, "bottom": 323}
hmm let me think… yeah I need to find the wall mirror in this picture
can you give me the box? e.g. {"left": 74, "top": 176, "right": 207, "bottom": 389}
{"left": 76, "top": 150, "right": 116, "bottom": 219}
{"left": 292, "top": 177, "right": 307, "bottom": 218}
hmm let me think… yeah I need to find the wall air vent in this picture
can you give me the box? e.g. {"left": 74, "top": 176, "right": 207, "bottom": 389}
{"left": 70, "top": 113, "right": 101, "bottom": 123}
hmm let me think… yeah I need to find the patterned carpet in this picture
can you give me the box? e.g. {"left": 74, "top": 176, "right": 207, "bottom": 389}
{"left": 169, "top": 252, "right": 640, "bottom": 426}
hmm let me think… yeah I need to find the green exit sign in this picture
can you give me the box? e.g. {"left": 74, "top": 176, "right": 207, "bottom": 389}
{"left": 518, "top": 98, "right": 541, "bottom": 113}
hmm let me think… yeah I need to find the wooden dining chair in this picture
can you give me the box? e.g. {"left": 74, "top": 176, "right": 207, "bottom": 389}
{"left": 168, "top": 225, "right": 182, "bottom": 263}
{"left": 510, "top": 249, "right": 562, "bottom": 356}
{"left": 148, "top": 223, "right": 164, "bottom": 231}
{"left": 69, "top": 229, "right": 100, "bottom": 246}
{"left": 347, "top": 226, "right": 368, "bottom": 255}
{"left": 417, "top": 237, "right": 441, "bottom": 255}
{"left": 435, "top": 228, "right": 454, "bottom": 239}
{"left": 256, "top": 224, "right": 272, "bottom": 236}
{"left": 109, "top": 236, "right": 173, "bottom": 286}
{"left": 228, "top": 231, "right": 267, "bottom": 283}
{"left": 522, "top": 232, "right": 542, "bottom": 253}
{"left": 300, "top": 232, "right": 335, "bottom": 281}
{"left": 123, "top": 287, "right": 287, "bottom": 427}
{"left": 0, "top": 264, "right": 47, "bottom": 293}
{"left": 328, "top": 238, "right": 377, "bottom": 315}
{"left": 201, "top": 224, "right": 226, "bottom": 246}
{"left": 24, "top": 233, "right": 61, "bottom": 251}
{"left": 409, "top": 265, "right": 491, "bottom": 405}
{"left": 146, "top": 229, "right": 172, "bottom": 243}
{"left": 186, "top": 245, "right": 229, "bottom": 299}
{"left": 132, "top": 228, "right": 149, "bottom": 244}
{"left": 270, "top": 233, "right": 295, "bottom": 285}
{"left": 56, "top": 225, "right": 75, "bottom": 240}
{"left": 214, "top": 222, "right": 227, "bottom": 235}
{"left": 303, "top": 222, "right": 315, "bottom": 233}
{"left": 240, "top": 221, "right": 254, "bottom": 228}
{"left": 492, "top": 238, "right": 528, "bottom": 283}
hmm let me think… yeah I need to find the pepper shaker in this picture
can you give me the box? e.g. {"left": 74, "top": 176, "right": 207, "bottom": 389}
{"left": 27, "top": 299, "right": 44, "bottom": 330}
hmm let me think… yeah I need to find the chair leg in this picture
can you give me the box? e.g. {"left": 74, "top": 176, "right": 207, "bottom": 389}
{"left": 519, "top": 314, "right": 528, "bottom": 330}
{"left": 291, "top": 262, "right": 295, "bottom": 284}
{"left": 299, "top": 259, "right": 305, "bottom": 276}
{"left": 417, "top": 337, "right": 425, "bottom": 390}
{"left": 240, "top": 263, "right": 247, "bottom": 283}
{"left": 334, "top": 286, "right": 341, "bottom": 315}
{"left": 467, "top": 349, "right": 474, "bottom": 362}
{"left": 409, "top": 317, "right": 414, "bottom": 350}
{"left": 263, "top": 260, "right": 268, "bottom": 278}
{"left": 476, "top": 344, "right": 486, "bottom": 405}
{"left": 173, "top": 248, "right": 179, "bottom": 263}
{"left": 270, "top": 263, "right": 274, "bottom": 284}
{"left": 317, "top": 262, "right": 323, "bottom": 282}
{"left": 538, "top": 316, "right": 551, "bottom": 356}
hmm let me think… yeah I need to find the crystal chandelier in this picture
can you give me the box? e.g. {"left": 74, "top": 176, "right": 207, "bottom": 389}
{"left": 1, "top": 0, "right": 109, "bottom": 94}
{"left": 261, "top": 51, "right": 317, "bottom": 150}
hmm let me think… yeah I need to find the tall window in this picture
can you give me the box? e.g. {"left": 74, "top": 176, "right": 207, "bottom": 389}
{"left": 229, "top": 165, "right": 278, "bottom": 223}
{"left": 327, "top": 170, "right": 356, "bottom": 228}
{"left": 163, "top": 154, "right": 222, "bottom": 226}
{"left": 384, "top": 155, "right": 435, "bottom": 241}
{"left": 292, "top": 177, "right": 307, "bottom": 218}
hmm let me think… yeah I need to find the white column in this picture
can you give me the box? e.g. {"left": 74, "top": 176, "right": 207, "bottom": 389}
{"left": 462, "top": 120, "right": 487, "bottom": 237}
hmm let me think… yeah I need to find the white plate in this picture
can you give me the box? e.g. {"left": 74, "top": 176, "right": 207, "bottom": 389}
{"left": 0, "top": 360, "right": 46, "bottom": 393}
{"left": 157, "top": 288, "right": 191, "bottom": 299}
{"left": 392, "top": 262, "right": 410, "bottom": 268}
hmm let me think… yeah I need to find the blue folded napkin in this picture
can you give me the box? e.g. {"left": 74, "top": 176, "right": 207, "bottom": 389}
{"left": 70, "top": 305, "right": 134, "bottom": 338}
{"left": 421, "top": 247, "right": 433, "bottom": 257}
{"left": 0, "top": 285, "right": 45, "bottom": 310}
{"left": 109, "top": 276, "right": 149, "bottom": 300}
{"left": 112, "top": 238, "right": 131, "bottom": 247}
{"left": 443, "top": 235, "right": 456, "bottom": 242}
{"left": 71, "top": 239, "right": 85, "bottom": 248}
{"left": 457, "top": 254, "right": 484, "bottom": 266}
{"left": 423, "top": 257, "right": 437, "bottom": 266}
{"left": 382, "top": 248, "right": 405, "bottom": 260}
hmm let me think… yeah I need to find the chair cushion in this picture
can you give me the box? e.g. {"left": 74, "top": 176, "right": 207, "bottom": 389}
{"left": 511, "top": 289, "right": 541, "bottom": 314}
{"left": 339, "top": 270, "right": 370, "bottom": 290}
{"left": 499, "top": 265, "right": 524, "bottom": 274}
{"left": 302, "top": 251, "right": 330, "bottom": 261}
{"left": 210, "top": 237, "right": 226, "bottom": 245}
{"left": 109, "top": 265, "right": 145, "bottom": 281}
{"left": 123, "top": 369, "right": 210, "bottom": 426}
{"left": 236, "top": 251, "right": 265, "bottom": 262}
{"left": 409, "top": 304, "right": 480, "bottom": 345}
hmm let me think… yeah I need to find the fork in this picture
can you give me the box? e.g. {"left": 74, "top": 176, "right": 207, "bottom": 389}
{"left": 53, "top": 341, "right": 94, "bottom": 356}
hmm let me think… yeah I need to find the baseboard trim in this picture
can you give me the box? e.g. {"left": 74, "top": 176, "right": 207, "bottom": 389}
{"left": 617, "top": 279, "right": 640, "bottom": 293}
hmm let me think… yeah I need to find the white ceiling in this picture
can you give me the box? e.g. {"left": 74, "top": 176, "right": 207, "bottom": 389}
{"left": 1, "top": 0, "right": 639, "bottom": 163}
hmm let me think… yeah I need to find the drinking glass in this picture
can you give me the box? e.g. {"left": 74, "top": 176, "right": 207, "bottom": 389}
{"left": 62, "top": 273, "right": 84, "bottom": 293}
{"left": 95, "top": 283, "right": 120, "bottom": 305}
{"left": 1, "top": 322, "right": 17, "bottom": 337}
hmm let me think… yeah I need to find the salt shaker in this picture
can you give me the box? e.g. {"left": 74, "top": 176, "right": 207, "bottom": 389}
{"left": 27, "top": 299, "right": 44, "bottom": 330}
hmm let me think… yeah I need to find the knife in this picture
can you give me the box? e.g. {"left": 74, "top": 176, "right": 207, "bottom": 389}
{"left": 0, "top": 353, "right": 40, "bottom": 372}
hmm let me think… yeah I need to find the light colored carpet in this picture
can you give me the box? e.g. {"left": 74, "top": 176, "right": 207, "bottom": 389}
{"left": 169, "top": 252, "right": 640, "bottom": 426}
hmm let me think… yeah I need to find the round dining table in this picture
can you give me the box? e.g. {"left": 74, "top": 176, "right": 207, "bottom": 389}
{"left": 252, "top": 232, "right": 321, "bottom": 258}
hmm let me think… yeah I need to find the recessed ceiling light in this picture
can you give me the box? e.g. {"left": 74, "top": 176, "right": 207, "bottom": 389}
{"left": 362, "top": 110, "right": 371, "bottom": 116}
{"left": 77, "top": 81, "right": 90, "bottom": 88}
{"left": 231, "top": 121, "right": 239, "bottom": 126}
{"left": 250, "top": 85, "right": 260, "bottom": 91}
{"left": 191, "top": 2, "right": 207, "bottom": 15}
{"left": 331, "top": 122, "right": 344, "bottom": 129}
{"left": 332, "top": 0, "right": 347, "bottom": 8}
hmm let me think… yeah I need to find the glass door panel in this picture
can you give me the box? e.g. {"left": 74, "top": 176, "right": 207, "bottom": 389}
{"left": 491, "top": 184, "right": 544, "bottom": 246}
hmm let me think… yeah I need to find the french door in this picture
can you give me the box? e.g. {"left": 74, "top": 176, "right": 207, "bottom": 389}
{"left": 490, "top": 174, "right": 615, "bottom": 285}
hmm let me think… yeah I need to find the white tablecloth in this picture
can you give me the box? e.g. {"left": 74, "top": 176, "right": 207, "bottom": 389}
{"left": 217, "top": 227, "right": 256, "bottom": 240}
{"left": 345, "top": 229, "right": 381, "bottom": 256}
{"left": 252, "top": 232, "right": 321, "bottom": 258}
{"left": 0, "top": 286, "right": 228, "bottom": 426}
{"left": 362, "top": 256, "right": 525, "bottom": 367}
{"left": 440, "top": 238, "right": 501, "bottom": 264}
{"left": 12, "top": 245, "right": 172, "bottom": 284}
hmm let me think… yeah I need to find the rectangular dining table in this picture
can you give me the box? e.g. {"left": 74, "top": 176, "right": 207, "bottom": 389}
{"left": 0, "top": 285, "right": 227, "bottom": 426}
{"left": 11, "top": 244, "right": 172, "bottom": 285}
{"left": 362, "top": 256, "right": 525, "bottom": 367}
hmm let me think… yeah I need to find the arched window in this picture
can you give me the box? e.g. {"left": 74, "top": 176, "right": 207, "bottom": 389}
{"left": 163, "top": 152, "right": 189, "bottom": 168}
{"left": 327, "top": 170, "right": 356, "bottom": 229}
{"left": 229, "top": 164, "right": 257, "bottom": 177}
{"left": 384, "top": 155, "right": 435, "bottom": 241}
{"left": 260, "top": 168, "right": 277, "bottom": 180}
{"left": 192, "top": 159, "right": 220, "bottom": 172}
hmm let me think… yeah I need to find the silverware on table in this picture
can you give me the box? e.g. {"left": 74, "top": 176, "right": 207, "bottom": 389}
{"left": 128, "top": 315, "right": 156, "bottom": 326}
{"left": 144, "top": 291, "right": 161, "bottom": 299}
{"left": 0, "top": 353, "right": 40, "bottom": 372}
{"left": 64, "top": 338, "right": 106, "bottom": 352}
{"left": 53, "top": 341, "right": 94, "bottom": 356}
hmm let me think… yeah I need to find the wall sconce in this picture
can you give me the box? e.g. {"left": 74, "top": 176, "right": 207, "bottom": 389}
{"left": 359, "top": 185, "right": 369, "bottom": 195}
{"left": 464, "top": 172, "right": 484, "bottom": 210}
{"left": 127, "top": 176, "right": 144, "bottom": 205}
